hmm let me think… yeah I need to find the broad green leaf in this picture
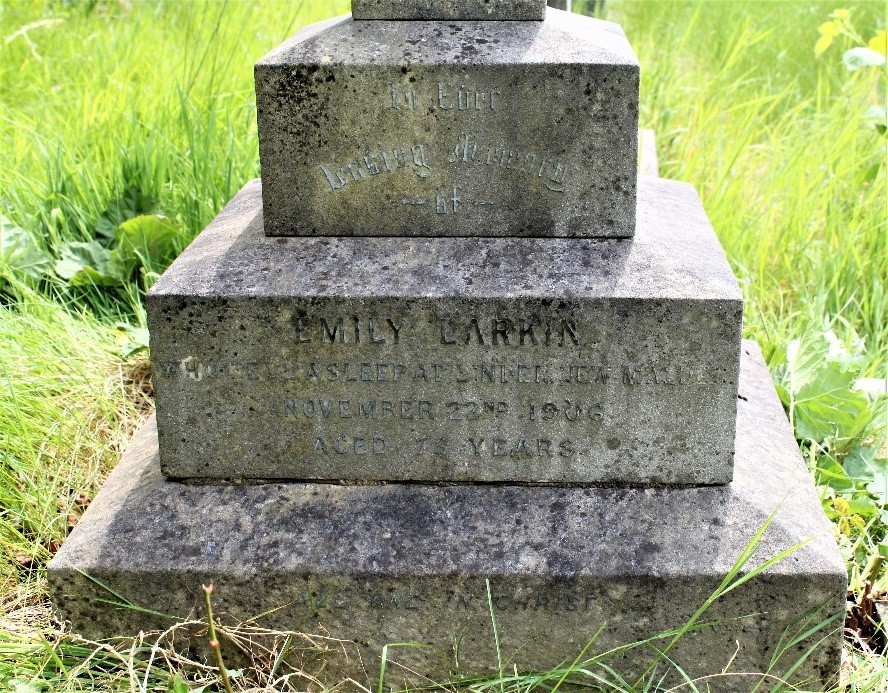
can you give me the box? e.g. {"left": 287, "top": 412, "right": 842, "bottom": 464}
{"left": 55, "top": 241, "right": 125, "bottom": 287}
{"left": 865, "top": 458, "right": 888, "bottom": 505}
{"left": 9, "top": 681, "right": 43, "bottom": 693}
{"left": 113, "top": 214, "right": 179, "bottom": 275}
{"left": 842, "top": 47, "right": 886, "bottom": 71}
{"left": 843, "top": 441, "right": 888, "bottom": 507}
{"left": 169, "top": 675, "right": 190, "bottom": 693}
{"left": 785, "top": 336, "right": 826, "bottom": 396}
{"left": 95, "top": 187, "right": 157, "bottom": 242}
{"left": 0, "top": 216, "right": 53, "bottom": 286}
{"left": 775, "top": 382, "right": 790, "bottom": 409}
{"left": 784, "top": 332, "right": 870, "bottom": 443}
{"left": 784, "top": 332, "right": 857, "bottom": 398}
{"left": 55, "top": 262, "right": 123, "bottom": 287}
{"left": 844, "top": 446, "right": 879, "bottom": 482}
{"left": 846, "top": 495, "right": 880, "bottom": 520}
{"left": 115, "top": 322, "right": 150, "bottom": 359}
{"left": 823, "top": 329, "right": 863, "bottom": 370}
{"left": 815, "top": 452, "right": 853, "bottom": 493}
{"left": 794, "top": 365, "right": 870, "bottom": 442}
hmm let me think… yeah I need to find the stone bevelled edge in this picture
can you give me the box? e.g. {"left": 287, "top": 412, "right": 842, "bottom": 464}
{"left": 147, "top": 177, "right": 742, "bottom": 303}
{"left": 257, "top": 11, "right": 635, "bottom": 68}
{"left": 47, "top": 342, "right": 845, "bottom": 687}
{"left": 351, "top": 0, "right": 547, "bottom": 21}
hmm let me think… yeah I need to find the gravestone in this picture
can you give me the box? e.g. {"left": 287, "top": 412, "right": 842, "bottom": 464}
{"left": 49, "top": 3, "right": 845, "bottom": 689}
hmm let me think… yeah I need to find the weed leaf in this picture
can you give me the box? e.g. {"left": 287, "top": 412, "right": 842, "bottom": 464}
{"left": 0, "top": 216, "right": 52, "bottom": 287}
{"left": 95, "top": 187, "right": 158, "bottom": 242}
{"left": 113, "top": 214, "right": 179, "bottom": 273}
{"left": 783, "top": 333, "right": 870, "bottom": 442}
{"left": 55, "top": 241, "right": 125, "bottom": 287}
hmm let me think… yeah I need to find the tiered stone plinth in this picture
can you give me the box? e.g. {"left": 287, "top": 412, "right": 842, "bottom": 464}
{"left": 146, "top": 177, "right": 742, "bottom": 484}
{"left": 48, "top": 343, "right": 845, "bottom": 689}
{"left": 48, "top": 2, "right": 845, "bottom": 687}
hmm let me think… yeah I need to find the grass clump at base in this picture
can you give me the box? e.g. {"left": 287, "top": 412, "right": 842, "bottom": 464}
{"left": 0, "top": 287, "right": 153, "bottom": 689}
{"left": 0, "top": 289, "right": 145, "bottom": 582}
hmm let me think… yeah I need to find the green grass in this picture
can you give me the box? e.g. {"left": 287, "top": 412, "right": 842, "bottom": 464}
{"left": 0, "top": 290, "right": 131, "bottom": 567}
{"left": 0, "top": 0, "right": 885, "bottom": 690}
{"left": 616, "top": 0, "right": 887, "bottom": 375}
{"left": 1, "top": 0, "right": 350, "bottom": 316}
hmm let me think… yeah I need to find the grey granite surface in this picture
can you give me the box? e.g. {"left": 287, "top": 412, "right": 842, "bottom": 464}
{"left": 48, "top": 343, "right": 845, "bottom": 689}
{"left": 255, "top": 9, "right": 639, "bottom": 237}
{"left": 147, "top": 177, "right": 742, "bottom": 483}
{"left": 352, "top": 0, "right": 547, "bottom": 20}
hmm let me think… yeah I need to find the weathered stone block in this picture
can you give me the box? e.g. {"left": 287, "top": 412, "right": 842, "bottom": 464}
{"left": 255, "top": 10, "right": 639, "bottom": 237}
{"left": 146, "top": 176, "right": 742, "bottom": 484}
{"left": 48, "top": 344, "right": 845, "bottom": 689}
{"left": 352, "top": 0, "right": 547, "bottom": 21}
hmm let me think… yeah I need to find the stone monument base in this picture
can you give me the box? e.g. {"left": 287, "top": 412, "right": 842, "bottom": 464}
{"left": 148, "top": 177, "right": 743, "bottom": 485}
{"left": 48, "top": 343, "right": 844, "bottom": 690}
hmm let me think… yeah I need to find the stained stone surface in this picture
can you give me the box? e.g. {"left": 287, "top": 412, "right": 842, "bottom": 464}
{"left": 48, "top": 343, "right": 845, "bottom": 689}
{"left": 352, "top": 0, "right": 547, "bottom": 20}
{"left": 146, "top": 176, "right": 742, "bottom": 483}
{"left": 254, "top": 9, "right": 639, "bottom": 238}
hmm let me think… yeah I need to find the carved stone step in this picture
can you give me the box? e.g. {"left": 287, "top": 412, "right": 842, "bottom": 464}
{"left": 48, "top": 343, "right": 844, "bottom": 690}
{"left": 146, "top": 176, "right": 742, "bottom": 484}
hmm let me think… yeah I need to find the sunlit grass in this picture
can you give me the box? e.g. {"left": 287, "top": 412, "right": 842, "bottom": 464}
{"left": 617, "top": 0, "right": 886, "bottom": 375}
{"left": 0, "top": 0, "right": 350, "bottom": 316}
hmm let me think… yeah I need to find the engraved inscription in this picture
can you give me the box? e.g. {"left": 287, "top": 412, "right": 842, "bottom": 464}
{"left": 162, "top": 307, "right": 729, "bottom": 466}
{"left": 388, "top": 82, "right": 501, "bottom": 112}
{"left": 310, "top": 436, "right": 388, "bottom": 455}
{"left": 389, "top": 83, "right": 418, "bottom": 110}
{"left": 316, "top": 81, "right": 570, "bottom": 198}
{"left": 528, "top": 400, "right": 604, "bottom": 422}
{"left": 399, "top": 189, "right": 496, "bottom": 212}
{"left": 448, "top": 133, "right": 568, "bottom": 193}
{"left": 164, "top": 359, "right": 716, "bottom": 387}
{"left": 318, "top": 144, "right": 433, "bottom": 192}
{"left": 440, "top": 317, "right": 579, "bottom": 347}
{"left": 294, "top": 316, "right": 404, "bottom": 344}
{"left": 436, "top": 82, "right": 500, "bottom": 111}
{"left": 285, "top": 399, "right": 437, "bottom": 420}
{"left": 467, "top": 437, "right": 576, "bottom": 458}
